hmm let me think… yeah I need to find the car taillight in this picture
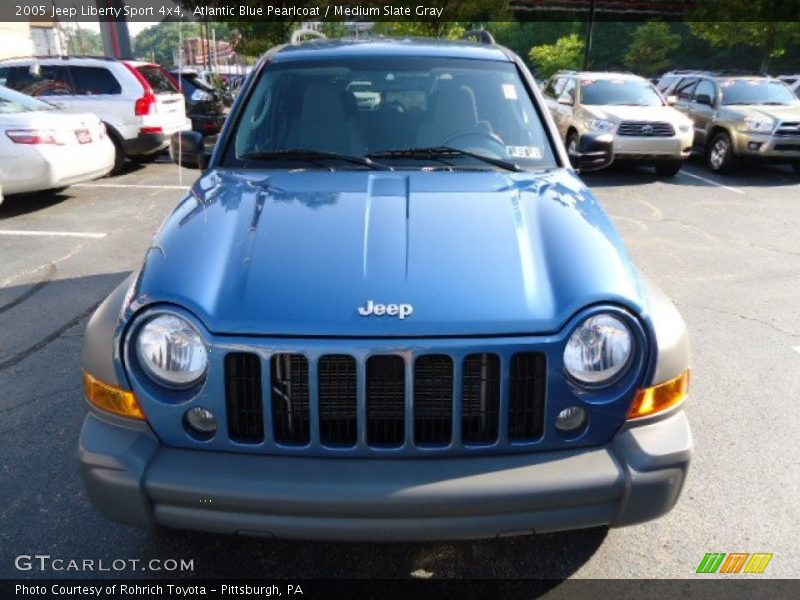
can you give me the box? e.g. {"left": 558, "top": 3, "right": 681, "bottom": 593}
{"left": 5, "top": 129, "right": 64, "bottom": 145}
{"left": 123, "top": 61, "right": 157, "bottom": 116}
{"left": 134, "top": 92, "right": 156, "bottom": 116}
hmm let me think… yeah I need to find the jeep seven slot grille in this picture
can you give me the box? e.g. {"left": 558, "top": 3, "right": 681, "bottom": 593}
{"left": 224, "top": 351, "right": 547, "bottom": 452}
{"left": 617, "top": 121, "right": 675, "bottom": 137}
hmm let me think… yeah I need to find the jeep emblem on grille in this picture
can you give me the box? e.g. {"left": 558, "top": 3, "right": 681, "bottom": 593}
{"left": 358, "top": 300, "right": 414, "bottom": 319}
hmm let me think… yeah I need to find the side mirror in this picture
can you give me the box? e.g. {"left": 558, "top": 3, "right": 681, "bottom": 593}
{"left": 569, "top": 133, "right": 614, "bottom": 172}
{"left": 666, "top": 95, "right": 678, "bottom": 105}
{"left": 695, "top": 93, "right": 712, "bottom": 106}
{"left": 557, "top": 93, "right": 573, "bottom": 106}
{"left": 170, "top": 131, "right": 208, "bottom": 169}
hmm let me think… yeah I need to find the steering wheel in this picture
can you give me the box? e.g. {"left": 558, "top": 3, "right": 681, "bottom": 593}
{"left": 441, "top": 131, "right": 508, "bottom": 158}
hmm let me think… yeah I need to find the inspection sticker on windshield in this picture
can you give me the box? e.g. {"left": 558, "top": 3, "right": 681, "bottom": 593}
{"left": 502, "top": 84, "right": 518, "bottom": 100}
{"left": 508, "top": 146, "right": 542, "bottom": 159}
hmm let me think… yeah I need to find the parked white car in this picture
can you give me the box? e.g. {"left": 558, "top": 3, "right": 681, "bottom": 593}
{"left": 0, "top": 57, "right": 190, "bottom": 173}
{"left": 0, "top": 85, "right": 114, "bottom": 196}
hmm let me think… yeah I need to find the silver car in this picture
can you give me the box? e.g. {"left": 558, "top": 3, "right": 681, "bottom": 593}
{"left": 543, "top": 71, "right": 694, "bottom": 176}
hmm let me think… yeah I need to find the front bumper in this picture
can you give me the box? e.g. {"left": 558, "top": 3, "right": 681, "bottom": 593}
{"left": 730, "top": 130, "right": 800, "bottom": 160}
{"left": 79, "top": 409, "right": 692, "bottom": 541}
{"left": 611, "top": 133, "right": 693, "bottom": 160}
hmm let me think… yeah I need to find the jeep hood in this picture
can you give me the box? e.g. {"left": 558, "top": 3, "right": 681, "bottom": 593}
{"left": 134, "top": 169, "right": 645, "bottom": 337}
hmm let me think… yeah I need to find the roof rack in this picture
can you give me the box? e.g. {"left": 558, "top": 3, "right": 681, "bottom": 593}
{"left": 289, "top": 28, "right": 327, "bottom": 45}
{"left": 461, "top": 29, "right": 495, "bottom": 45}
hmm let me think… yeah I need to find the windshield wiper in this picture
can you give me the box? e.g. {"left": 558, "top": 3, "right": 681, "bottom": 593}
{"left": 239, "top": 149, "right": 391, "bottom": 171}
{"left": 368, "top": 147, "right": 521, "bottom": 172}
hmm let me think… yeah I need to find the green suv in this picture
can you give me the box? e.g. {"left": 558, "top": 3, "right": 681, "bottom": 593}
{"left": 668, "top": 73, "right": 800, "bottom": 173}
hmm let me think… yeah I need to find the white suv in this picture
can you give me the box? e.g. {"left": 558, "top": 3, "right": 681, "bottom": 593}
{"left": 0, "top": 56, "right": 190, "bottom": 173}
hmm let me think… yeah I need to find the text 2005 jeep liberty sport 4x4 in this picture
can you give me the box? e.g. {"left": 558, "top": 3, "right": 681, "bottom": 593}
{"left": 79, "top": 32, "right": 692, "bottom": 541}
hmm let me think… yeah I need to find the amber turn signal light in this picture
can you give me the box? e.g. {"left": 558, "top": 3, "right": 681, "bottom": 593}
{"left": 83, "top": 372, "right": 146, "bottom": 420}
{"left": 627, "top": 368, "right": 690, "bottom": 420}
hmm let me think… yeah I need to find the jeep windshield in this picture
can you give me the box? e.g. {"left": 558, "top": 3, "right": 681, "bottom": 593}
{"left": 720, "top": 79, "right": 798, "bottom": 106}
{"left": 225, "top": 56, "right": 556, "bottom": 171}
{"left": 580, "top": 79, "right": 664, "bottom": 107}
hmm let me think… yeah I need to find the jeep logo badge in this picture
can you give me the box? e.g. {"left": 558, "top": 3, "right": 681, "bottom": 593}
{"left": 358, "top": 300, "right": 414, "bottom": 319}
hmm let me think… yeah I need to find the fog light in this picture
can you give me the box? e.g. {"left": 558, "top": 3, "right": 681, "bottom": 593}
{"left": 555, "top": 406, "right": 587, "bottom": 432}
{"left": 185, "top": 407, "right": 217, "bottom": 436}
{"left": 748, "top": 142, "right": 762, "bottom": 151}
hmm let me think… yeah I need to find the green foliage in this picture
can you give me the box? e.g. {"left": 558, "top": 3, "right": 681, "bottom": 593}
{"left": 134, "top": 22, "right": 201, "bottom": 66}
{"left": 624, "top": 22, "right": 681, "bottom": 77}
{"left": 529, "top": 33, "right": 584, "bottom": 79}
{"left": 689, "top": 21, "right": 800, "bottom": 72}
{"left": 488, "top": 22, "right": 579, "bottom": 64}
{"left": 64, "top": 27, "right": 104, "bottom": 56}
{"left": 372, "top": 21, "right": 466, "bottom": 39}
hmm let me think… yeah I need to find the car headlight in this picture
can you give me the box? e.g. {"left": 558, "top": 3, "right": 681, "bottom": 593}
{"left": 586, "top": 119, "right": 615, "bottom": 133}
{"left": 191, "top": 89, "right": 214, "bottom": 102}
{"left": 564, "top": 314, "right": 633, "bottom": 385}
{"left": 678, "top": 122, "right": 692, "bottom": 134}
{"left": 742, "top": 117, "right": 773, "bottom": 133}
{"left": 135, "top": 314, "right": 208, "bottom": 388}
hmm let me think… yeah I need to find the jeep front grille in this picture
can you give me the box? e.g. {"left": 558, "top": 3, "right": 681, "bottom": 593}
{"left": 224, "top": 352, "right": 264, "bottom": 443}
{"left": 319, "top": 355, "right": 358, "bottom": 446}
{"left": 271, "top": 354, "right": 310, "bottom": 444}
{"left": 617, "top": 121, "right": 675, "bottom": 137}
{"left": 366, "top": 355, "right": 406, "bottom": 446}
{"left": 224, "top": 350, "right": 547, "bottom": 453}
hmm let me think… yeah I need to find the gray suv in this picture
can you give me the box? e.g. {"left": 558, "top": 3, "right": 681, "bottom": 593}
{"left": 668, "top": 73, "right": 800, "bottom": 173}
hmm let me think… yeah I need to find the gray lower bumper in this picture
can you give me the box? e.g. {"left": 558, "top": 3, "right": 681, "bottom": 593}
{"left": 78, "top": 410, "right": 692, "bottom": 541}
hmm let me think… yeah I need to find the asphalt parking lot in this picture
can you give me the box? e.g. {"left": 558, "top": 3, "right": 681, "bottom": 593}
{"left": 1, "top": 155, "right": 798, "bottom": 580}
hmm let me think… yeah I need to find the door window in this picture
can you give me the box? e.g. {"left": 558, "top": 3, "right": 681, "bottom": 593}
{"left": 70, "top": 67, "right": 121, "bottom": 95}
{"left": 0, "top": 65, "right": 73, "bottom": 96}
{"left": 674, "top": 77, "right": 698, "bottom": 100}
{"left": 693, "top": 80, "right": 716, "bottom": 104}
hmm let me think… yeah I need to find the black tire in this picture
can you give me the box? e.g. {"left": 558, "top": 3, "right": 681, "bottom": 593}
{"left": 706, "top": 131, "right": 737, "bottom": 173}
{"left": 129, "top": 152, "right": 161, "bottom": 164}
{"left": 566, "top": 130, "right": 579, "bottom": 156}
{"left": 654, "top": 160, "right": 682, "bottom": 177}
{"left": 108, "top": 136, "right": 127, "bottom": 176}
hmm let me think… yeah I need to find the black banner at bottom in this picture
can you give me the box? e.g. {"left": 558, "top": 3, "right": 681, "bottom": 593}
{"left": 3, "top": 579, "right": 799, "bottom": 600}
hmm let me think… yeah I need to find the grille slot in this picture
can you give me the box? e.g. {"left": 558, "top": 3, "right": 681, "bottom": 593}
{"left": 462, "top": 353, "right": 500, "bottom": 443}
{"left": 271, "top": 354, "right": 310, "bottom": 445}
{"left": 508, "top": 352, "right": 546, "bottom": 441}
{"left": 319, "top": 355, "right": 357, "bottom": 447}
{"left": 224, "top": 352, "right": 264, "bottom": 443}
{"left": 413, "top": 355, "right": 453, "bottom": 446}
{"left": 775, "top": 122, "right": 800, "bottom": 137}
{"left": 617, "top": 121, "right": 675, "bottom": 137}
{"left": 366, "top": 355, "right": 405, "bottom": 446}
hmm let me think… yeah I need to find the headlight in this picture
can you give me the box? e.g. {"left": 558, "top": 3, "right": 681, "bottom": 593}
{"left": 742, "top": 117, "right": 773, "bottom": 133}
{"left": 191, "top": 89, "right": 214, "bottom": 102}
{"left": 678, "top": 122, "right": 692, "bottom": 134}
{"left": 564, "top": 314, "right": 633, "bottom": 385}
{"left": 135, "top": 314, "right": 208, "bottom": 388}
{"left": 586, "top": 119, "right": 615, "bottom": 133}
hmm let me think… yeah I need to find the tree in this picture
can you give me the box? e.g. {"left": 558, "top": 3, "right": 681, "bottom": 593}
{"left": 688, "top": 1, "right": 800, "bottom": 73}
{"left": 624, "top": 22, "right": 680, "bottom": 77}
{"left": 134, "top": 22, "right": 201, "bottom": 66}
{"left": 529, "top": 33, "right": 584, "bottom": 79}
{"left": 64, "top": 26, "right": 104, "bottom": 55}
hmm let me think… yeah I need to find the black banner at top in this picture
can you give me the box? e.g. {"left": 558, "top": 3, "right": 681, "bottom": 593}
{"left": 1, "top": 0, "right": 799, "bottom": 22}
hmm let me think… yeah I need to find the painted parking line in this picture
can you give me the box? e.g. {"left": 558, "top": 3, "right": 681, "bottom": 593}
{"left": 72, "top": 183, "right": 191, "bottom": 190}
{"left": 0, "top": 229, "right": 107, "bottom": 239}
{"left": 679, "top": 169, "right": 745, "bottom": 195}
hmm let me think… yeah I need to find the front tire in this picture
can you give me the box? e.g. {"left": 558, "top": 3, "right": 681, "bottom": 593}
{"left": 654, "top": 160, "right": 683, "bottom": 177}
{"left": 706, "top": 131, "right": 737, "bottom": 173}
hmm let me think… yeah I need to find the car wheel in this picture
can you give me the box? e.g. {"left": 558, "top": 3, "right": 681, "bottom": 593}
{"left": 108, "top": 136, "right": 127, "bottom": 176}
{"left": 566, "top": 131, "right": 579, "bottom": 156}
{"left": 654, "top": 160, "right": 682, "bottom": 177}
{"left": 706, "top": 131, "right": 737, "bottom": 173}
